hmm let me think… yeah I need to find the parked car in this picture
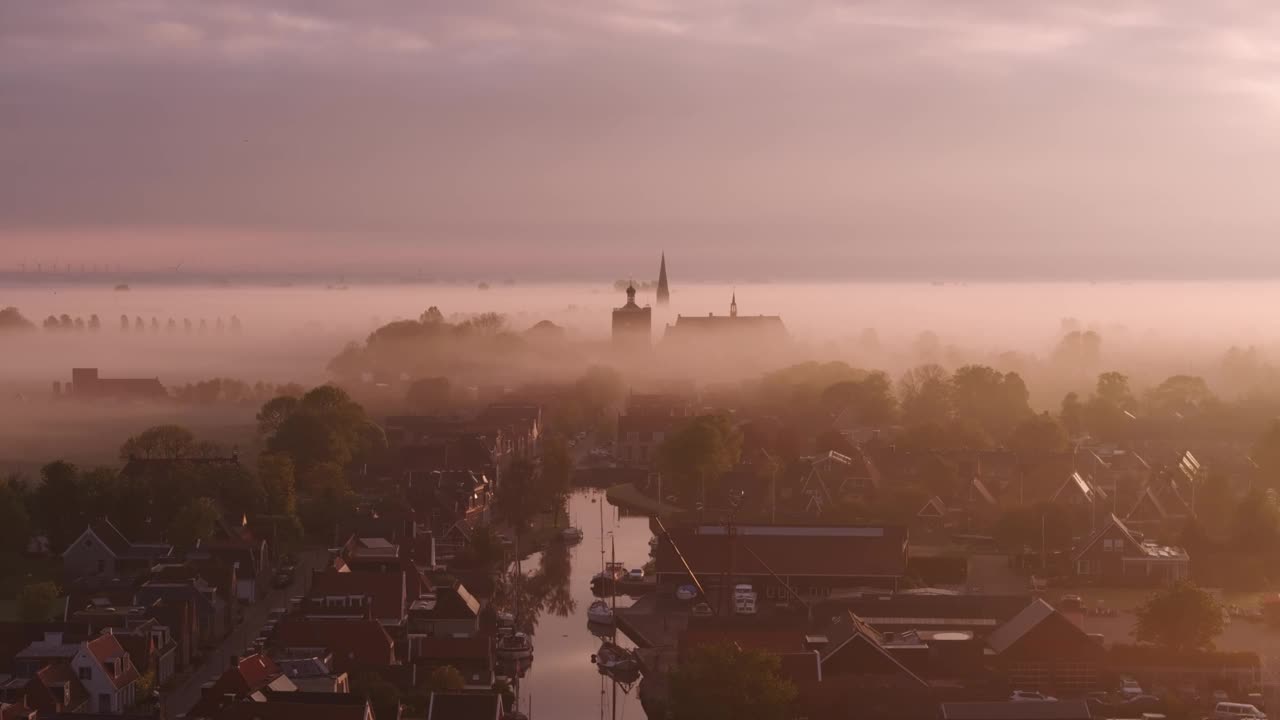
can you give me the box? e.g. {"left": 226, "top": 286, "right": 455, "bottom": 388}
{"left": 1010, "top": 691, "right": 1057, "bottom": 702}
{"left": 1121, "top": 677, "right": 1144, "bottom": 698}
{"left": 626, "top": 568, "right": 645, "bottom": 582}
{"left": 675, "top": 585, "right": 697, "bottom": 601}
{"left": 691, "top": 602, "right": 714, "bottom": 617}
{"left": 1213, "top": 701, "right": 1267, "bottom": 719}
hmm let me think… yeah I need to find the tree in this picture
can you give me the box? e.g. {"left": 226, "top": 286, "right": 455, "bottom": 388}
{"left": 88, "top": 314, "right": 101, "bottom": 331}
{"left": 1253, "top": 420, "right": 1280, "bottom": 487}
{"left": 168, "top": 497, "right": 220, "bottom": 552}
{"left": 427, "top": 666, "right": 465, "bottom": 693}
{"left": 821, "top": 371, "right": 897, "bottom": 426}
{"left": 34, "top": 461, "right": 84, "bottom": 551}
{"left": 1060, "top": 392, "right": 1084, "bottom": 437}
{"left": 1147, "top": 375, "right": 1215, "bottom": 417}
{"left": 119, "top": 425, "right": 199, "bottom": 460}
{"left": 950, "top": 365, "right": 1032, "bottom": 440}
{"left": 18, "top": 582, "right": 60, "bottom": 622}
{"left": 668, "top": 642, "right": 797, "bottom": 720}
{"left": 256, "top": 396, "right": 300, "bottom": 437}
{"left": 405, "top": 377, "right": 451, "bottom": 412}
{"left": 1230, "top": 488, "right": 1280, "bottom": 551}
{"left": 898, "top": 364, "right": 952, "bottom": 427}
{"left": 258, "top": 453, "right": 298, "bottom": 516}
{"left": 0, "top": 475, "right": 32, "bottom": 553}
{"left": 120, "top": 314, "right": 130, "bottom": 332}
{"left": 1096, "top": 371, "right": 1135, "bottom": 409}
{"left": 1132, "top": 581, "right": 1224, "bottom": 653}
{"left": 263, "top": 386, "right": 372, "bottom": 473}
{"left": 1008, "top": 413, "right": 1068, "bottom": 453}
{"left": 419, "top": 306, "right": 444, "bottom": 324}
{"left": 539, "top": 436, "right": 573, "bottom": 523}
{"left": 0, "top": 306, "right": 36, "bottom": 331}
{"left": 658, "top": 415, "right": 743, "bottom": 506}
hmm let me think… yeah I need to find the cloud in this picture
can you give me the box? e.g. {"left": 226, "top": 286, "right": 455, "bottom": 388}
{"left": 3, "top": 1, "right": 1280, "bottom": 279}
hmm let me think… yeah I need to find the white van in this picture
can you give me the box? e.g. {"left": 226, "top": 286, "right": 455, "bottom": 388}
{"left": 733, "top": 584, "right": 757, "bottom": 615}
{"left": 1213, "top": 702, "right": 1267, "bottom": 719}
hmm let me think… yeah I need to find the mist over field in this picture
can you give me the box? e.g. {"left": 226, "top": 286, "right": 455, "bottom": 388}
{"left": 6, "top": 278, "right": 1280, "bottom": 471}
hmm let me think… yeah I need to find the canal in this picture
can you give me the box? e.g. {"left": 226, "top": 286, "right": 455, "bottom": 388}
{"left": 504, "top": 488, "right": 653, "bottom": 719}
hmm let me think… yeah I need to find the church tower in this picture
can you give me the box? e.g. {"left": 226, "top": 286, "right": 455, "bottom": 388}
{"left": 730, "top": 291, "right": 738, "bottom": 318}
{"left": 656, "top": 253, "right": 670, "bottom": 305}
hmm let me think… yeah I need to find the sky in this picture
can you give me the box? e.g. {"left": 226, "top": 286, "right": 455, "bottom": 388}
{"left": 4, "top": 0, "right": 1280, "bottom": 280}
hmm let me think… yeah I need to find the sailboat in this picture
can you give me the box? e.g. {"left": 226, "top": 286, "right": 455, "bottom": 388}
{"left": 590, "top": 499, "right": 626, "bottom": 593}
{"left": 496, "top": 533, "right": 534, "bottom": 661}
{"left": 591, "top": 534, "right": 639, "bottom": 679}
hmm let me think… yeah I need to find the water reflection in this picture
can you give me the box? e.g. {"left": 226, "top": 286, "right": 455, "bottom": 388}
{"left": 495, "top": 489, "right": 650, "bottom": 718}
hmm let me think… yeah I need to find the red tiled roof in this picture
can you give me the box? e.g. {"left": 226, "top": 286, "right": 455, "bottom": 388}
{"left": 86, "top": 633, "right": 140, "bottom": 690}
{"left": 656, "top": 525, "right": 908, "bottom": 579}
{"left": 308, "top": 571, "right": 406, "bottom": 623}
{"left": 272, "top": 619, "right": 395, "bottom": 670}
{"left": 225, "top": 654, "right": 282, "bottom": 695}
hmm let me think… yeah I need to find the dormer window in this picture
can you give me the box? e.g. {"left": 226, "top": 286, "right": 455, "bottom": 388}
{"left": 79, "top": 667, "right": 91, "bottom": 681}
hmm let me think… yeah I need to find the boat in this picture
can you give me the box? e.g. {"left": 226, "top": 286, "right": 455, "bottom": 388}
{"left": 497, "top": 631, "right": 534, "bottom": 660}
{"left": 587, "top": 599, "right": 615, "bottom": 626}
{"left": 561, "top": 526, "right": 584, "bottom": 543}
{"left": 496, "top": 610, "right": 515, "bottom": 628}
{"left": 592, "top": 639, "right": 639, "bottom": 675}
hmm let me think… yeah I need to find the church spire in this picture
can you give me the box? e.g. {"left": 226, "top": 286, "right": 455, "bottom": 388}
{"left": 656, "top": 252, "right": 670, "bottom": 305}
{"left": 730, "top": 290, "right": 738, "bottom": 318}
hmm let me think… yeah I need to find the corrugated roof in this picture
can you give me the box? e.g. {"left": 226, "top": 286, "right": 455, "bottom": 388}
{"left": 940, "top": 699, "right": 1092, "bottom": 720}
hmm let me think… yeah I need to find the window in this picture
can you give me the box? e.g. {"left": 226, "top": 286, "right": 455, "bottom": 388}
{"left": 1077, "top": 559, "right": 1091, "bottom": 575}
{"left": 1102, "top": 539, "right": 1114, "bottom": 551}
{"left": 78, "top": 667, "right": 91, "bottom": 681}
{"left": 98, "top": 694, "right": 112, "bottom": 712}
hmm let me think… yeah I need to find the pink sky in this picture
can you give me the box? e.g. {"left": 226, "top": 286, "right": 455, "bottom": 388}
{"left": 4, "top": 1, "right": 1280, "bottom": 279}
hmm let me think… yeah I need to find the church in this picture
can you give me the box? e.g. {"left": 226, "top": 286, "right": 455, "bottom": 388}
{"left": 611, "top": 282, "right": 652, "bottom": 347}
{"left": 663, "top": 292, "right": 787, "bottom": 344}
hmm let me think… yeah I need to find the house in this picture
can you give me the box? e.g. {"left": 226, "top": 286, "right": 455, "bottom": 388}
{"left": 61, "top": 521, "right": 172, "bottom": 580}
{"left": 137, "top": 567, "right": 230, "bottom": 644}
{"left": 213, "top": 691, "right": 373, "bottom": 720}
{"left": 822, "top": 593, "right": 1034, "bottom": 638}
{"left": 406, "top": 582, "right": 481, "bottom": 638}
{"left": 275, "top": 656, "right": 349, "bottom": 694}
{"left": 1125, "top": 475, "right": 1194, "bottom": 530}
{"left": 939, "top": 700, "right": 1093, "bottom": 720}
{"left": 69, "top": 369, "right": 166, "bottom": 400}
{"left": 1072, "top": 514, "right": 1190, "bottom": 585}
{"left": 797, "top": 450, "right": 880, "bottom": 515}
{"left": 190, "top": 533, "right": 272, "bottom": 604}
{"left": 986, "top": 599, "right": 1104, "bottom": 694}
{"left": 655, "top": 523, "right": 910, "bottom": 599}
{"left": 406, "top": 471, "right": 491, "bottom": 538}
{"left": 425, "top": 693, "right": 501, "bottom": 720}
{"left": 0, "top": 662, "right": 90, "bottom": 714}
{"left": 70, "top": 606, "right": 179, "bottom": 687}
{"left": 408, "top": 637, "right": 494, "bottom": 690}
{"left": 616, "top": 414, "right": 675, "bottom": 467}
{"left": 14, "top": 632, "right": 141, "bottom": 714}
{"left": 271, "top": 619, "right": 396, "bottom": 671}
{"left": 304, "top": 571, "right": 407, "bottom": 629}
{"left": 187, "top": 654, "right": 297, "bottom": 719}
{"left": 0, "top": 700, "right": 37, "bottom": 720}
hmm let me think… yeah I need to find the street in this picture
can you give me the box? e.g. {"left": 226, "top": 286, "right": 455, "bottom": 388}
{"left": 162, "top": 549, "right": 323, "bottom": 717}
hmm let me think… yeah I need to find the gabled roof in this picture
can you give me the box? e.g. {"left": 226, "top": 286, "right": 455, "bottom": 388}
{"left": 87, "top": 521, "right": 132, "bottom": 557}
{"left": 271, "top": 619, "right": 395, "bottom": 669}
{"left": 969, "top": 477, "right": 997, "bottom": 506}
{"left": 820, "top": 611, "right": 928, "bottom": 688}
{"left": 85, "top": 633, "right": 140, "bottom": 690}
{"left": 986, "top": 599, "right": 1056, "bottom": 654}
{"left": 409, "top": 582, "right": 480, "bottom": 621}
{"left": 425, "top": 693, "right": 501, "bottom": 720}
{"left": 33, "top": 663, "right": 89, "bottom": 712}
{"left": 917, "top": 497, "right": 948, "bottom": 518}
{"left": 308, "top": 571, "right": 406, "bottom": 623}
